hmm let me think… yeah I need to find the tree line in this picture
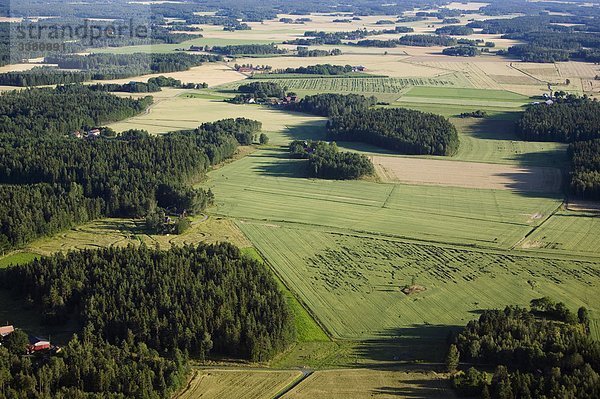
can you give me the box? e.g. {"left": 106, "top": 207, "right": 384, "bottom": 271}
{"left": 289, "top": 140, "right": 374, "bottom": 180}
{"left": 275, "top": 64, "right": 354, "bottom": 75}
{"left": 42, "top": 53, "right": 221, "bottom": 81}
{"left": 297, "top": 47, "right": 342, "bottom": 57}
{"left": 0, "top": 243, "right": 294, "bottom": 397}
{"left": 327, "top": 107, "right": 459, "bottom": 156}
{"left": 449, "top": 299, "right": 598, "bottom": 399}
{"left": 284, "top": 27, "right": 413, "bottom": 46}
{"left": 288, "top": 93, "right": 377, "bottom": 117}
{"left": 442, "top": 46, "right": 479, "bottom": 57}
{"left": 517, "top": 95, "right": 600, "bottom": 200}
{"left": 209, "top": 44, "right": 286, "bottom": 56}
{"left": 89, "top": 76, "right": 208, "bottom": 93}
{"left": 517, "top": 96, "right": 600, "bottom": 143}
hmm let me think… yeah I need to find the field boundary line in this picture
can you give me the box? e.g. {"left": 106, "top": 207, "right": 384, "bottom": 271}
{"left": 272, "top": 369, "right": 313, "bottom": 399}
{"left": 509, "top": 63, "right": 552, "bottom": 85}
{"left": 233, "top": 217, "right": 600, "bottom": 263}
{"left": 510, "top": 201, "right": 565, "bottom": 251}
{"left": 234, "top": 221, "right": 335, "bottom": 341}
{"left": 172, "top": 369, "right": 199, "bottom": 399}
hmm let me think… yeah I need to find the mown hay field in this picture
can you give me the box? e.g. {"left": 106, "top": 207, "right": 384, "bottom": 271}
{"left": 242, "top": 76, "right": 458, "bottom": 93}
{"left": 239, "top": 222, "right": 600, "bottom": 340}
{"left": 519, "top": 210, "right": 600, "bottom": 258}
{"left": 23, "top": 216, "right": 252, "bottom": 257}
{"left": 397, "top": 86, "right": 530, "bottom": 108}
{"left": 372, "top": 156, "right": 562, "bottom": 193}
{"left": 202, "top": 148, "right": 563, "bottom": 250}
{"left": 282, "top": 369, "right": 456, "bottom": 399}
{"left": 177, "top": 369, "right": 301, "bottom": 399}
{"left": 108, "top": 95, "right": 326, "bottom": 144}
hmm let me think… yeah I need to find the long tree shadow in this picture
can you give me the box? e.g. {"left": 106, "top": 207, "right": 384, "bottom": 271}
{"left": 371, "top": 377, "right": 457, "bottom": 398}
{"left": 250, "top": 148, "right": 309, "bottom": 178}
{"left": 351, "top": 324, "right": 463, "bottom": 369}
{"left": 454, "top": 112, "right": 521, "bottom": 141}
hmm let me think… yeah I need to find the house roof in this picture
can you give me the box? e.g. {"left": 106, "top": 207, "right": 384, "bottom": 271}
{"left": 0, "top": 325, "right": 14, "bottom": 336}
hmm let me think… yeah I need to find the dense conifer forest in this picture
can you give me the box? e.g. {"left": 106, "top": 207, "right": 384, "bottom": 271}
{"left": 275, "top": 64, "right": 354, "bottom": 75}
{"left": 289, "top": 140, "right": 374, "bottom": 179}
{"left": 0, "top": 243, "right": 294, "bottom": 397}
{"left": 517, "top": 96, "right": 600, "bottom": 200}
{"left": 0, "top": 85, "right": 152, "bottom": 139}
{"left": 42, "top": 53, "right": 220, "bottom": 81}
{"left": 435, "top": 25, "right": 474, "bottom": 35}
{"left": 0, "top": 86, "right": 262, "bottom": 251}
{"left": 327, "top": 108, "right": 459, "bottom": 156}
{"left": 289, "top": 93, "right": 377, "bottom": 117}
{"left": 209, "top": 44, "right": 286, "bottom": 56}
{"left": 570, "top": 139, "right": 600, "bottom": 200}
{"left": 451, "top": 300, "right": 599, "bottom": 398}
{"left": 517, "top": 97, "right": 600, "bottom": 143}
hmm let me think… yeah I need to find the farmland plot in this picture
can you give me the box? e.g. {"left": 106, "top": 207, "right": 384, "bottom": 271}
{"left": 229, "top": 76, "right": 458, "bottom": 94}
{"left": 398, "top": 86, "right": 529, "bottom": 108}
{"left": 450, "top": 117, "right": 569, "bottom": 167}
{"left": 177, "top": 369, "right": 302, "bottom": 399}
{"left": 372, "top": 156, "right": 562, "bottom": 193}
{"left": 203, "top": 148, "right": 563, "bottom": 250}
{"left": 519, "top": 211, "right": 600, "bottom": 258}
{"left": 283, "top": 369, "right": 455, "bottom": 399}
{"left": 239, "top": 223, "right": 600, "bottom": 340}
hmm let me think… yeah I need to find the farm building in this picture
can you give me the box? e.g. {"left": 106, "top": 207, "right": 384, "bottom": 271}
{"left": 0, "top": 325, "right": 14, "bottom": 337}
{"left": 28, "top": 337, "right": 51, "bottom": 353}
{"left": 87, "top": 129, "right": 101, "bottom": 138}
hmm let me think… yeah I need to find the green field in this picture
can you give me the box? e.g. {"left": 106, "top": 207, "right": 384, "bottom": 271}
{"left": 519, "top": 210, "right": 600, "bottom": 258}
{"left": 178, "top": 369, "right": 302, "bottom": 399}
{"left": 397, "top": 86, "right": 530, "bottom": 109}
{"left": 239, "top": 222, "right": 600, "bottom": 341}
{"left": 241, "top": 248, "right": 329, "bottom": 342}
{"left": 402, "top": 87, "right": 530, "bottom": 102}
{"left": 0, "top": 251, "right": 39, "bottom": 268}
{"left": 450, "top": 117, "right": 569, "bottom": 166}
{"left": 202, "top": 148, "right": 563, "bottom": 250}
{"left": 282, "top": 369, "right": 456, "bottom": 399}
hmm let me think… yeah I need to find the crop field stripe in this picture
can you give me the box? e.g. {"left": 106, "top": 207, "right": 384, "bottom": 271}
{"left": 238, "top": 223, "right": 600, "bottom": 341}
{"left": 240, "top": 247, "right": 330, "bottom": 342}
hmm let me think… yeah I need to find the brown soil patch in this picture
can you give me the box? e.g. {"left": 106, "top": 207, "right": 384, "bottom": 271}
{"left": 373, "top": 156, "right": 562, "bottom": 193}
{"left": 402, "top": 284, "right": 427, "bottom": 295}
